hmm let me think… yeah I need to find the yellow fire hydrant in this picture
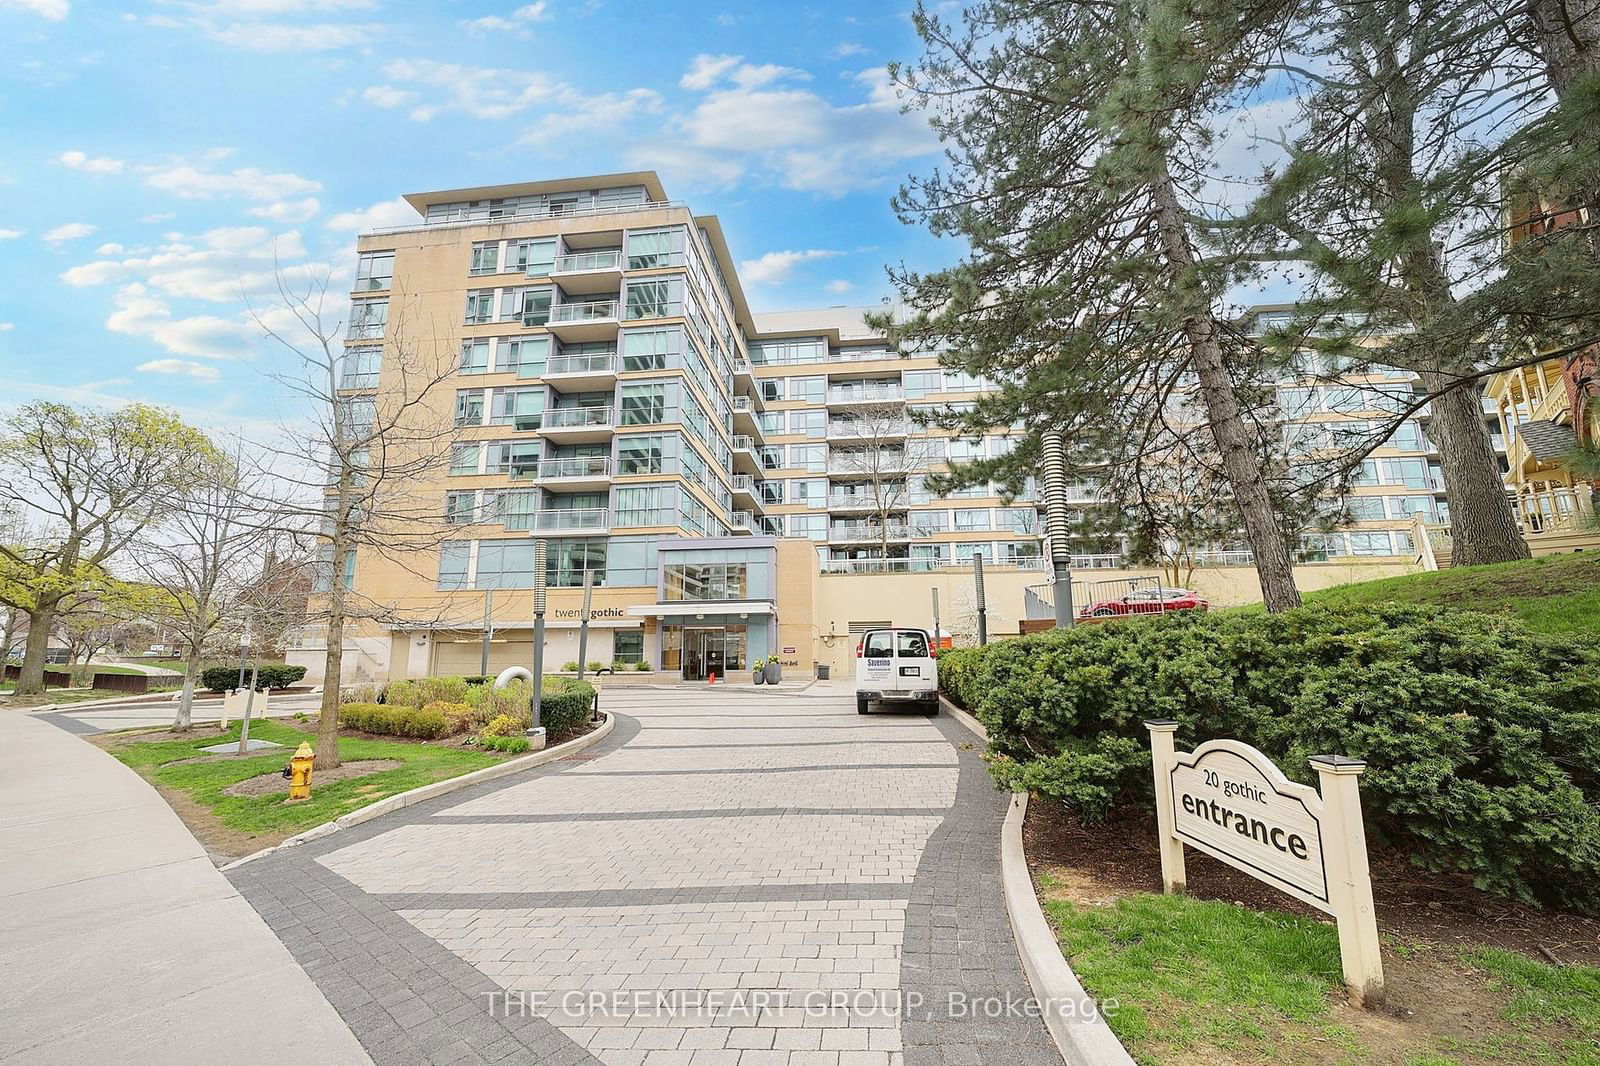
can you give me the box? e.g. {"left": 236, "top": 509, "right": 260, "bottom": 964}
{"left": 282, "top": 742, "right": 315, "bottom": 801}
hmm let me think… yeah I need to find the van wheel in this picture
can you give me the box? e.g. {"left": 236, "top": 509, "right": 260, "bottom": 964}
{"left": 922, "top": 699, "right": 940, "bottom": 716}
{"left": 856, "top": 697, "right": 870, "bottom": 715}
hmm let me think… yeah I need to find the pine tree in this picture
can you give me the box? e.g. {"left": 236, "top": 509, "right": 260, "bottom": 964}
{"left": 884, "top": 0, "right": 1306, "bottom": 610}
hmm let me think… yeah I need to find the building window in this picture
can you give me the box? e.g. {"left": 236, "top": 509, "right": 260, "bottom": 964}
{"left": 954, "top": 508, "right": 991, "bottom": 531}
{"left": 626, "top": 225, "right": 685, "bottom": 269}
{"left": 454, "top": 389, "right": 485, "bottom": 427}
{"left": 624, "top": 277, "right": 682, "bottom": 319}
{"left": 465, "top": 290, "right": 495, "bottom": 324}
{"left": 620, "top": 384, "right": 667, "bottom": 425}
{"left": 1344, "top": 496, "right": 1386, "bottom": 520}
{"left": 355, "top": 252, "right": 394, "bottom": 291}
{"left": 486, "top": 440, "right": 540, "bottom": 476}
{"left": 617, "top": 434, "right": 666, "bottom": 475}
{"left": 1347, "top": 531, "right": 1393, "bottom": 556}
{"left": 903, "top": 370, "right": 941, "bottom": 399}
{"left": 499, "top": 336, "right": 548, "bottom": 377}
{"left": 476, "top": 541, "right": 538, "bottom": 589}
{"left": 340, "top": 347, "right": 381, "bottom": 389}
{"left": 613, "top": 629, "right": 644, "bottom": 664}
{"left": 615, "top": 483, "right": 675, "bottom": 527}
{"left": 459, "top": 340, "right": 490, "bottom": 375}
{"left": 760, "top": 379, "right": 784, "bottom": 402}
{"left": 621, "top": 327, "right": 680, "bottom": 371}
{"left": 911, "top": 509, "right": 949, "bottom": 534}
{"left": 789, "top": 513, "right": 828, "bottom": 540}
{"left": 438, "top": 541, "right": 469, "bottom": 589}
{"left": 348, "top": 299, "right": 388, "bottom": 339}
{"left": 469, "top": 242, "right": 500, "bottom": 276}
{"left": 491, "top": 388, "right": 545, "bottom": 428}
{"left": 512, "top": 238, "right": 556, "bottom": 276}
{"left": 664, "top": 562, "right": 749, "bottom": 601}
{"left": 445, "top": 491, "right": 479, "bottom": 524}
{"left": 521, "top": 288, "right": 553, "bottom": 325}
{"left": 548, "top": 538, "right": 605, "bottom": 587}
{"left": 449, "top": 444, "right": 481, "bottom": 475}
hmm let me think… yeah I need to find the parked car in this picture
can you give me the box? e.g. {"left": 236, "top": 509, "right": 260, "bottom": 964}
{"left": 855, "top": 627, "right": 939, "bottom": 715}
{"left": 1077, "top": 587, "right": 1209, "bottom": 621}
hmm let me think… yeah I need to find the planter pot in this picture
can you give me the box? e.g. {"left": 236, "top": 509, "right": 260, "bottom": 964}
{"left": 753, "top": 670, "right": 765, "bottom": 685}
{"left": 764, "top": 662, "right": 781, "bottom": 684}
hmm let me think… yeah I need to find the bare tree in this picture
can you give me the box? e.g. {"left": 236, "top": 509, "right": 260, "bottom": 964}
{"left": 829, "top": 403, "right": 939, "bottom": 563}
{"left": 249, "top": 270, "right": 461, "bottom": 769}
{"left": 0, "top": 403, "right": 216, "bottom": 695}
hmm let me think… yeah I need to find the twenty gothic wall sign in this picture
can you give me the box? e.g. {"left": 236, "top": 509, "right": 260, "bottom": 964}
{"left": 1144, "top": 721, "right": 1385, "bottom": 1008}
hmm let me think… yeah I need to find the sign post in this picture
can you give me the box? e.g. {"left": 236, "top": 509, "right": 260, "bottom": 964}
{"left": 1143, "top": 720, "right": 1384, "bottom": 1008}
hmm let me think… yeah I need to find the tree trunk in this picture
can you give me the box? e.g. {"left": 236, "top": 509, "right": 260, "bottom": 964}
{"left": 1149, "top": 169, "right": 1303, "bottom": 612}
{"left": 173, "top": 642, "right": 203, "bottom": 731}
{"left": 15, "top": 603, "right": 58, "bottom": 696}
{"left": 1421, "top": 373, "right": 1531, "bottom": 566}
{"left": 316, "top": 609, "right": 344, "bottom": 771}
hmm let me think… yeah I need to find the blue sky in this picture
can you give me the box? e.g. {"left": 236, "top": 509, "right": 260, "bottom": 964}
{"left": 0, "top": 0, "right": 949, "bottom": 427}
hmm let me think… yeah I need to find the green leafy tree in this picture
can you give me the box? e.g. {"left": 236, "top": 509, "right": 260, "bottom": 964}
{"left": 883, "top": 0, "right": 1306, "bottom": 611}
{"left": 0, "top": 403, "right": 217, "bottom": 695}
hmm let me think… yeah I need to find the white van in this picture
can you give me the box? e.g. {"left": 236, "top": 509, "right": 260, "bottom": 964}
{"left": 854, "top": 627, "right": 939, "bottom": 715}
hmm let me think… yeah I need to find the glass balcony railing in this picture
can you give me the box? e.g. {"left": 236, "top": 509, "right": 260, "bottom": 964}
{"left": 830, "top": 524, "right": 915, "bottom": 542}
{"left": 827, "top": 386, "right": 903, "bottom": 405}
{"left": 731, "top": 474, "right": 758, "bottom": 493}
{"left": 732, "top": 434, "right": 756, "bottom": 451}
{"left": 545, "top": 351, "right": 617, "bottom": 375}
{"left": 504, "top": 507, "right": 610, "bottom": 533}
{"left": 549, "top": 300, "right": 619, "bottom": 324}
{"left": 827, "top": 421, "right": 909, "bottom": 439}
{"left": 540, "top": 457, "right": 612, "bottom": 479}
{"left": 552, "top": 250, "right": 621, "bottom": 274}
{"left": 543, "top": 407, "right": 613, "bottom": 429}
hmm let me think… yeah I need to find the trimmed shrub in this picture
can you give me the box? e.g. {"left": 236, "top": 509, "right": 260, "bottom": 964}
{"left": 200, "top": 663, "right": 306, "bottom": 692}
{"left": 480, "top": 733, "right": 531, "bottom": 754}
{"left": 339, "top": 701, "right": 450, "bottom": 739}
{"left": 380, "top": 679, "right": 419, "bottom": 708}
{"left": 945, "top": 603, "right": 1600, "bottom": 913}
{"left": 561, "top": 660, "right": 579, "bottom": 672}
{"left": 539, "top": 677, "right": 595, "bottom": 737}
{"left": 256, "top": 663, "right": 307, "bottom": 689}
{"left": 634, "top": 661, "right": 651, "bottom": 672}
{"left": 466, "top": 679, "right": 532, "bottom": 725}
{"left": 586, "top": 661, "right": 603, "bottom": 673}
{"left": 415, "top": 675, "right": 469, "bottom": 706}
{"left": 482, "top": 713, "right": 525, "bottom": 737}
{"left": 422, "top": 700, "right": 474, "bottom": 736}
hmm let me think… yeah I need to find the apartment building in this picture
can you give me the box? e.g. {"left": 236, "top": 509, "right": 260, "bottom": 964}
{"left": 305, "top": 172, "right": 1442, "bottom": 684}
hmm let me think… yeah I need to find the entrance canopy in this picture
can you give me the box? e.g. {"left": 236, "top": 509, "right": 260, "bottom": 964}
{"left": 627, "top": 601, "right": 776, "bottom": 619}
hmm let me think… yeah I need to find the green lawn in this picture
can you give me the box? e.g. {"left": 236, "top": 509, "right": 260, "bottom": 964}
{"left": 1041, "top": 883, "right": 1600, "bottom": 1065}
{"left": 112, "top": 719, "right": 503, "bottom": 835}
{"left": 1297, "top": 553, "right": 1599, "bottom": 639}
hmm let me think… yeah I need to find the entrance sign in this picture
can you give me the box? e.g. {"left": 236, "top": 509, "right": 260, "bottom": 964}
{"left": 1144, "top": 721, "right": 1384, "bottom": 1008}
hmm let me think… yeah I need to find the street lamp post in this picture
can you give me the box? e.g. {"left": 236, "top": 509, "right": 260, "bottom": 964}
{"left": 479, "top": 590, "right": 494, "bottom": 677}
{"left": 528, "top": 540, "right": 547, "bottom": 747}
{"left": 973, "top": 552, "right": 988, "bottom": 646}
{"left": 931, "top": 587, "right": 940, "bottom": 653}
{"left": 575, "top": 569, "right": 594, "bottom": 681}
{"left": 1042, "top": 432, "right": 1076, "bottom": 627}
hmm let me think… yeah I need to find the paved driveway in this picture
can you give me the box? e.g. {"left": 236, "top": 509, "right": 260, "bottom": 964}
{"left": 33, "top": 691, "right": 321, "bottom": 735}
{"left": 230, "top": 686, "right": 1060, "bottom": 1065}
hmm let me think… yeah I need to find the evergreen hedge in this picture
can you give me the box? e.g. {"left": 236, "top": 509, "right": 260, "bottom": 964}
{"left": 338, "top": 702, "right": 451, "bottom": 739}
{"left": 940, "top": 603, "right": 1600, "bottom": 912}
{"left": 200, "top": 663, "right": 307, "bottom": 692}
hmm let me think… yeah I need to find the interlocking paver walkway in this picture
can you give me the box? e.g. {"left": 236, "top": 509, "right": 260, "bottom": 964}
{"left": 229, "top": 686, "right": 1062, "bottom": 1065}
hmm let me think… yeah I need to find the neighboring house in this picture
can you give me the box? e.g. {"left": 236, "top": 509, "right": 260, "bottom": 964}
{"left": 1486, "top": 356, "right": 1600, "bottom": 553}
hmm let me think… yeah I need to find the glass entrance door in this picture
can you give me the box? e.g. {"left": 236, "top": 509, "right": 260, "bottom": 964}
{"left": 680, "top": 627, "right": 746, "bottom": 680}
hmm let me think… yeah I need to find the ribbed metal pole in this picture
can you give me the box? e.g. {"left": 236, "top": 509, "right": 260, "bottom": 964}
{"left": 931, "top": 587, "right": 941, "bottom": 652}
{"left": 1042, "top": 432, "right": 1075, "bottom": 626}
{"left": 576, "top": 569, "right": 593, "bottom": 680}
{"left": 479, "top": 590, "right": 493, "bottom": 677}
{"left": 973, "top": 552, "right": 988, "bottom": 646}
{"left": 529, "top": 540, "right": 547, "bottom": 735}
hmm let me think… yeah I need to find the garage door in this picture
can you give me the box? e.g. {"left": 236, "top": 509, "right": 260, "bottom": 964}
{"left": 430, "top": 639, "right": 536, "bottom": 676}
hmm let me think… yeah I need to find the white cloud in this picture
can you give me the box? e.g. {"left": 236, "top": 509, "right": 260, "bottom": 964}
{"left": 0, "top": 228, "right": 22, "bottom": 240}
{"left": 362, "top": 85, "right": 417, "bottom": 109}
{"left": 43, "top": 222, "right": 97, "bottom": 242}
{"left": 372, "top": 58, "right": 663, "bottom": 135}
{"left": 143, "top": 163, "right": 322, "bottom": 201}
{"left": 106, "top": 284, "right": 257, "bottom": 359}
{"left": 95, "top": 242, "right": 126, "bottom": 255}
{"left": 141, "top": 212, "right": 176, "bottom": 223}
{"left": 58, "top": 150, "right": 127, "bottom": 174}
{"left": 0, "top": 0, "right": 68, "bottom": 19}
{"left": 136, "top": 358, "right": 222, "bottom": 381}
{"left": 326, "top": 197, "right": 416, "bottom": 233}
{"left": 177, "top": 0, "right": 375, "bottom": 13}
{"left": 516, "top": 89, "right": 663, "bottom": 140}
{"left": 825, "top": 279, "right": 854, "bottom": 294}
{"left": 0, "top": 322, "right": 14, "bottom": 331}
{"left": 739, "top": 249, "right": 843, "bottom": 285}
{"left": 832, "top": 43, "right": 867, "bottom": 59}
{"left": 60, "top": 227, "right": 314, "bottom": 304}
{"left": 247, "top": 197, "right": 320, "bottom": 223}
{"left": 60, "top": 260, "right": 127, "bottom": 286}
{"left": 462, "top": 1, "right": 549, "bottom": 34}
{"left": 679, "top": 53, "right": 805, "bottom": 91}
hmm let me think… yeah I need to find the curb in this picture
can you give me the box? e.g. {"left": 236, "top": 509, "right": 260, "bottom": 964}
{"left": 221, "top": 711, "right": 616, "bottom": 871}
{"left": 938, "top": 694, "right": 1135, "bottom": 1066}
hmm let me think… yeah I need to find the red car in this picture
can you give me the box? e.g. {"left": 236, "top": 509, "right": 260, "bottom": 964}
{"left": 1077, "top": 587, "right": 1209, "bottom": 622}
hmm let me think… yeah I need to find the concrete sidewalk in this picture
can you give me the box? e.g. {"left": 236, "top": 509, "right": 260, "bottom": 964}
{"left": 0, "top": 710, "right": 371, "bottom": 1065}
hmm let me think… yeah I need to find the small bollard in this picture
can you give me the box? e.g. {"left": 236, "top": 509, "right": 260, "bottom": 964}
{"left": 282, "top": 741, "right": 315, "bottom": 801}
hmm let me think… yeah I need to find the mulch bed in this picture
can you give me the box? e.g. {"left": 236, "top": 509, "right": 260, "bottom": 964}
{"left": 1024, "top": 799, "right": 1600, "bottom": 966}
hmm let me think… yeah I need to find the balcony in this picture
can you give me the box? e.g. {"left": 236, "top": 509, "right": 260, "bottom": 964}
{"left": 546, "top": 300, "right": 620, "bottom": 341}
{"left": 504, "top": 507, "right": 610, "bottom": 535}
{"left": 550, "top": 249, "right": 623, "bottom": 294}
{"left": 829, "top": 524, "right": 915, "bottom": 544}
{"left": 728, "top": 509, "right": 758, "bottom": 535}
{"left": 544, "top": 350, "right": 618, "bottom": 391}
{"left": 730, "top": 474, "right": 764, "bottom": 508}
{"left": 827, "top": 420, "right": 909, "bottom": 441}
{"left": 541, "top": 406, "right": 614, "bottom": 443}
{"left": 827, "top": 451, "right": 908, "bottom": 477}
{"left": 537, "top": 456, "right": 613, "bottom": 491}
{"left": 731, "top": 434, "right": 762, "bottom": 476}
{"left": 733, "top": 358, "right": 755, "bottom": 387}
{"left": 826, "top": 493, "right": 886, "bottom": 513}
{"left": 826, "top": 385, "right": 903, "bottom": 407}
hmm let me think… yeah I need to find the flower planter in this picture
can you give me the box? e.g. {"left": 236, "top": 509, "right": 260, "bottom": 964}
{"left": 764, "top": 662, "right": 781, "bottom": 684}
{"left": 752, "top": 669, "right": 766, "bottom": 685}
